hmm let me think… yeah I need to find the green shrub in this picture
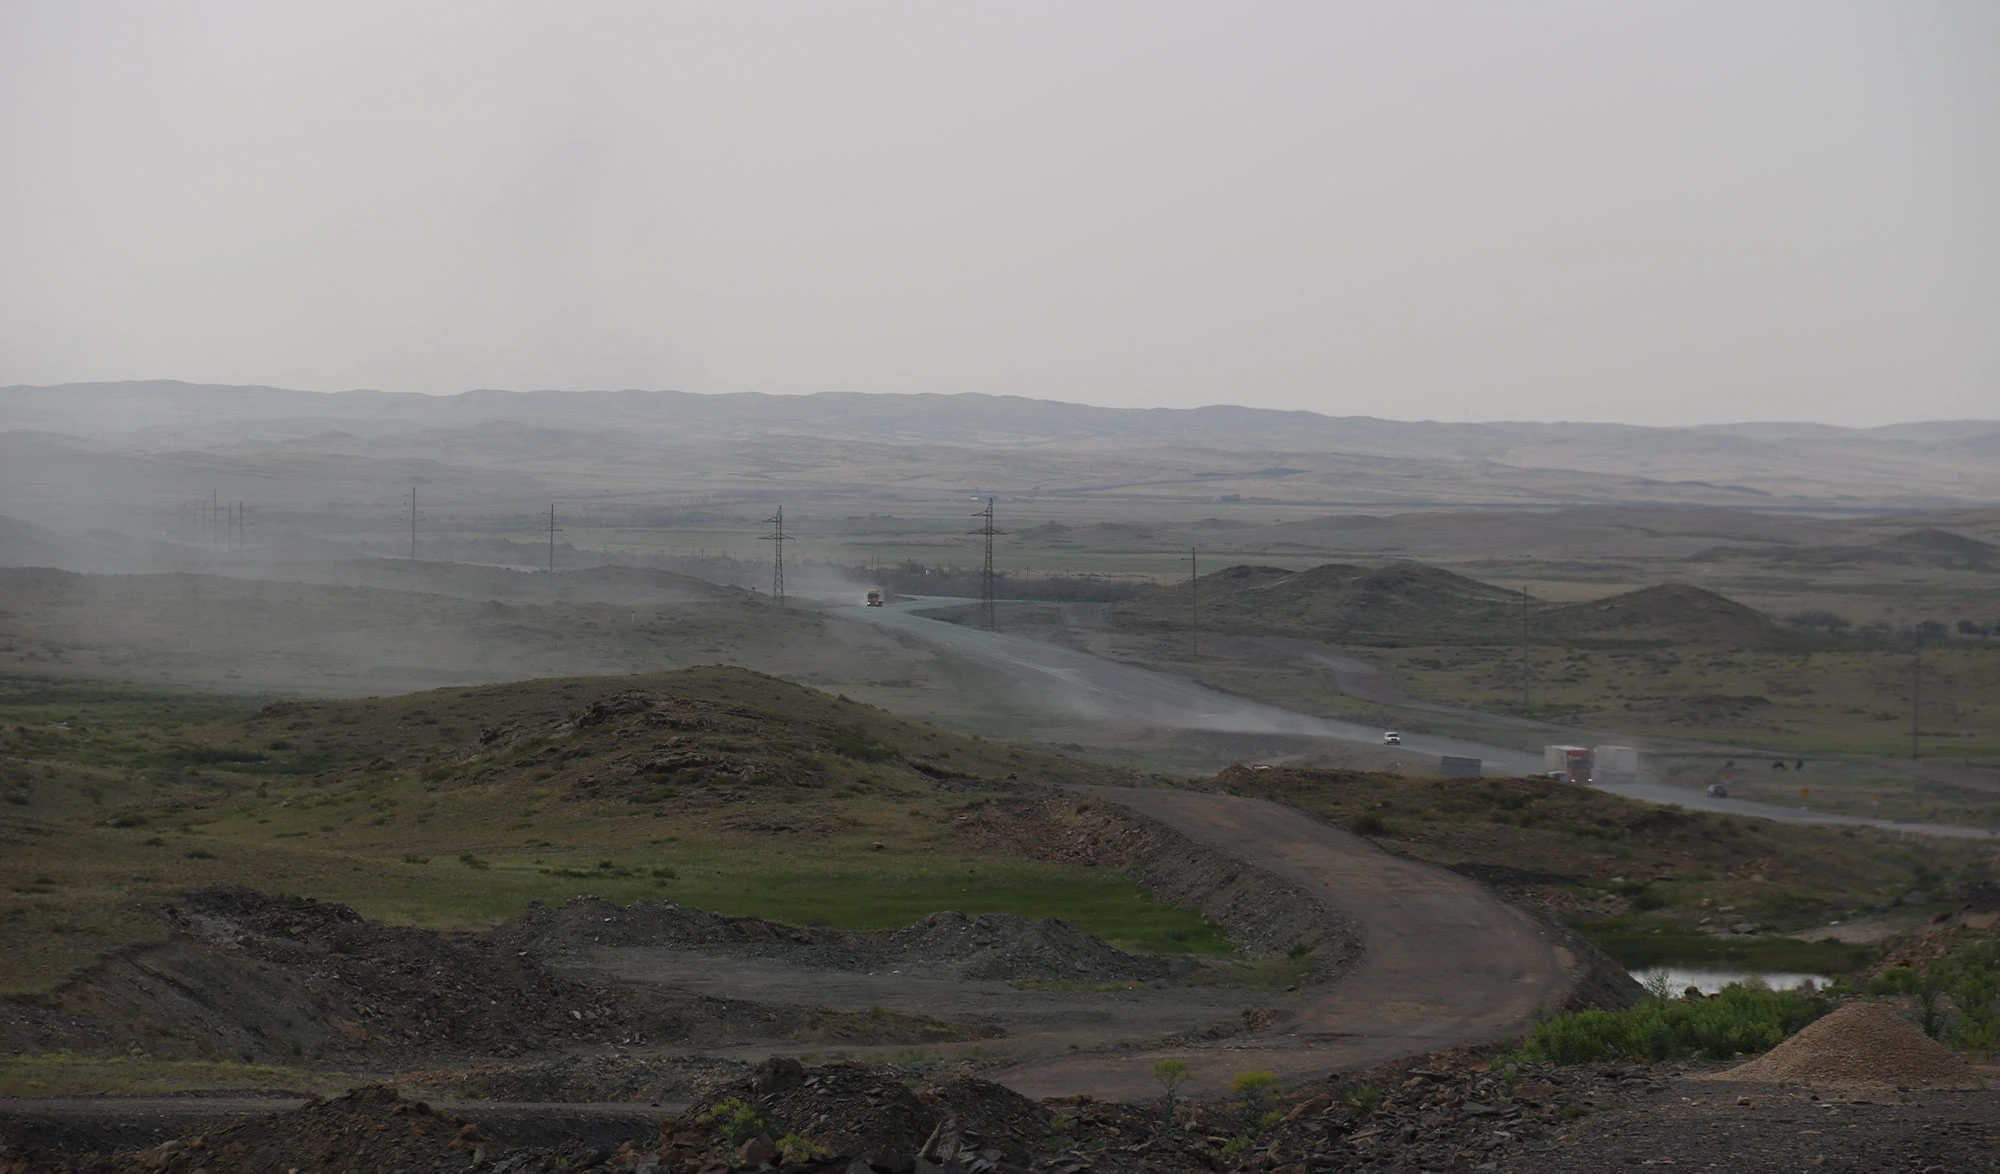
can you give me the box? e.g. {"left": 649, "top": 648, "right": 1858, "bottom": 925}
{"left": 458, "top": 853, "right": 490, "bottom": 870}
{"left": 1349, "top": 1083, "right": 1381, "bottom": 1114}
{"left": 825, "top": 727, "right": 899, "bottom": 762}
{"left": 1873, "top": 939, "right": 2000, "bottom": 1056}
{"left": 700, "top": 1097, "right": 774, "bottom": 1147}
{"left": 1229, "top": 1070, "right": 1282, "bottom": 1137}
{"left": 1510, "top": 982, "right": 1823, "bottom": 1065}
{"left": 1349, "top": 812, "right": 1389, "bottom": 836}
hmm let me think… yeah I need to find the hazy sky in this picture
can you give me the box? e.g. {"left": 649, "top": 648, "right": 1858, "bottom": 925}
{"left": 3, "top": 2, "right": 1996, "bottom": 425}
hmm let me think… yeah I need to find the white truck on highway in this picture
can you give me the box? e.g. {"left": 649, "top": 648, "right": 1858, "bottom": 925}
{"left": 1592, "top": 744, "right": 1640, "bottom": 783}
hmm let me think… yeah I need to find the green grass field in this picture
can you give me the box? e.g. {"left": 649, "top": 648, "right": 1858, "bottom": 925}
{"left": 0, "top": 669, "right": 1232, "bottom": 996}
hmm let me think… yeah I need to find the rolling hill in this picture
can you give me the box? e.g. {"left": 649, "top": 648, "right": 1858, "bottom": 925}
{"left": 1111, "top": 561, "right": 1527, "bottom": 646}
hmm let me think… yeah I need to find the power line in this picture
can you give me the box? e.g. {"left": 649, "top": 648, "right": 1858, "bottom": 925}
{"left": 758, "top": 506, "right": 795, "bottom": 604}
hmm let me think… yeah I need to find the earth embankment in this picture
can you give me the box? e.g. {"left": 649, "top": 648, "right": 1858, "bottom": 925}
{"left": 994, "top": 786, "right": 1625, "bottom": 1100}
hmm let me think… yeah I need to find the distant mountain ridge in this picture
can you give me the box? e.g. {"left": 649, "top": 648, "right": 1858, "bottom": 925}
{"left": 5, "top": 379, "right": 1996, "bottom": 453}
{"left": 6, "top": 381, "right": 1998, "bottom": 509}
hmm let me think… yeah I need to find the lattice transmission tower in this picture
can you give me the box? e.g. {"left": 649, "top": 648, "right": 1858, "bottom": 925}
{"left": 760, "top": 506, "right": 795, "bottom": 604}
{"left": 970, "top": 498, "right": 1002, "bottom": 629}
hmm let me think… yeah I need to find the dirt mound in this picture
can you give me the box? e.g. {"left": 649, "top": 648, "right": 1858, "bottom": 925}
{"left": 667, "top": 1061, "right": 1046, "bottom": 1171}
{"left": 1539, "top": 583, "right": 1797, "bottom": 648}
{"left": 399, "top": 1053, "right": 749, "bottom": 1105}
{"left": 23, "top": 1086, "right": 662, "bottom": 1174}
{"left": 492, "top": 894, "right": 1189, "bottom": 983}
{"left": 1711, "top": 1002, "right": 1981, "bottom": 1088}
{"left": 880, "top": 910, "right": 1180, "bottom": 982}
{"left": 919, "top": 1074, "right": 1051, "bottom": 1150}
{"left": 75, "top": 1086, "right": 486, "bottom": 1174}
{"left": 1, "top": 888, "right": 995, "bottom": 1065}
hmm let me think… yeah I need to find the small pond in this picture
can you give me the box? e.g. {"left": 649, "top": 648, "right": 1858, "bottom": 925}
{"left": 1629, "top": 965, "right": 1833, "bottom": 996}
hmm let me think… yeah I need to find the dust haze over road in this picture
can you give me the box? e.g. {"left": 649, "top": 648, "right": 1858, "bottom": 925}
{"left": 836, "top": 597, "right": 1543, "bottom": 774}
{"left": 839, "top": 598, "right": 1997, "bottom": 841}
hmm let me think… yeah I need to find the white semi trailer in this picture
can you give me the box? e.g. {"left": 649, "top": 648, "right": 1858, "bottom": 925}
{"left": 1592, "top": 745, "right": 1640, "bottom": 782}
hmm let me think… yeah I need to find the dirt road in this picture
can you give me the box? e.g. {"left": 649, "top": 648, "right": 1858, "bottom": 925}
{"left": 993, "top": 786, "right": 1571, "bottom": 1101}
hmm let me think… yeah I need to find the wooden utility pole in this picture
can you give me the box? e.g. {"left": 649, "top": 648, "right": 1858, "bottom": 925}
{"left": 1520, "top": 587, "right": 1531, "bottom": 709}
{"left": 1184, "top": 546, "right": 1200, "bottom": 658}
{"left": 547, "top": 503, "right": 559, "bottom": 578}
{"left": 1911, "top": 637, "right": 1922, "bottom": 760}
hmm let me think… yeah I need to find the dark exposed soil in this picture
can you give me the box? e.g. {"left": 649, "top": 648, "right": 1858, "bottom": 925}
{"left": 13, "top": 1052, "right": 1996, "bottom": 1173}
{"left": 399, "top": 1054, "right": 750, "bottom": 1106}
{"left": 491, "top": 895, "right": 1190, "bottom": 984}
{"left": 0, "top": 888, "right": 994, "bottom": 1066}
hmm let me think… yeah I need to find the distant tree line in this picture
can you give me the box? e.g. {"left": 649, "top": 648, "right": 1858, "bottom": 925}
{"left": 1787, "top": 610, "right": 1995, "bottom": 643}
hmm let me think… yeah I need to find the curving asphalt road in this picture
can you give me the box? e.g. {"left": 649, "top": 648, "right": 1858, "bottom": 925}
{"left": 993, "top": 786, "right": 1573, "bottom": 1101}
{"left": 837, "top": 598, "right": 1994, "bottom": 840}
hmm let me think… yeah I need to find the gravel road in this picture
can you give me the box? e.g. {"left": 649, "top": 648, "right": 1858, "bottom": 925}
{"left": 992, "top": 785, "right": 1571, "bottom": 1101}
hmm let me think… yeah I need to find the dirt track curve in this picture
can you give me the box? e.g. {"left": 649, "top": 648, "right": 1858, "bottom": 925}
{"left": 993, "top": 786, "right": 1571, "bottom": 1102}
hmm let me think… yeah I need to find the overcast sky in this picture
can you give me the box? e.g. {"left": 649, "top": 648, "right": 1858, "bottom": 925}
{"left": 3, "top": 2, "right": 1996, "bottom": 425}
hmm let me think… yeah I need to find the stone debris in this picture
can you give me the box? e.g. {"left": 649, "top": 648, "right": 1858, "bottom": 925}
{"left": 0, "top": 889, "right": 994, "bottom": 1065}
{"left": 9, "top": 1049, "right": 1998, "bottom": 1173}
{"left": 490, "top": 895, "right": 1188, "bottom": 985}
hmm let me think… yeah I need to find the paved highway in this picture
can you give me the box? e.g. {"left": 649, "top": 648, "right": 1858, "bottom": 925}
{"left": 838, "top": 597, "right": 1994, "bottom": 841}
{"left": 837, "top": 597, "right": 1541, "bottom": 772}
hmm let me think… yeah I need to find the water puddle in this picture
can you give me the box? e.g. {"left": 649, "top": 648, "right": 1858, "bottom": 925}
{"left": 1630, "top": 965, "right": 1832, "bottom": 995}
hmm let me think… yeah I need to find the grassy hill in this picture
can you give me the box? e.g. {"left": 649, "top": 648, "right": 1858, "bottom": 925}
{"left": 0, "top": 666, "right": 1233, "bottom": 996}
{"left": 1689, "top": 527, "right": 1998, "bottom": 572}
{"left": 1535, "top": 583, "right": 1813, "bottom": 650}
{"left": 1218, "top": 765, "right": 1995, "bottom": 973}
{"left": 1111, "top": 561, "right": 1527, "bottom": 646}
{"left": 1111, "top": 561, "right": 1815, "bottom": 652}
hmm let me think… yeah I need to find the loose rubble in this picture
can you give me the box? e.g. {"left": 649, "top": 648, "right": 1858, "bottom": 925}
{"left": 11, "top": 1044, "right": 2000, "bottom": 1173}
{"left": 491, "top": 896, "right": 1188, "bottom": 984}
{"left": 0, "top": 889, "right": 994, "bottom": 1064}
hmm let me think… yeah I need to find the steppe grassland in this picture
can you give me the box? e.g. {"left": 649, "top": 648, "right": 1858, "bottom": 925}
{"left": 0, "top": 670, "right": 1230, "bottom": 996}
{"left": 1221, "top": 767, "right": 1993, "bottom": 974}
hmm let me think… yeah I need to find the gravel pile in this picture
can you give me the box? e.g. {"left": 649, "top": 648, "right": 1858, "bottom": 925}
{"left": 1712, "top": 1002, "right": 1982, "bottom": 1088}
{"left": 879, "top": 910, "right": 1187, "bottom": 982}
{"left": 398, "top": 1054, "right": 749, "bottom": 1105}
{"left": 35, "top": 1086, "right": 489, "bottom": 1174}
{"left": 494, "top": 895, "right": 1186, "bottom": 983}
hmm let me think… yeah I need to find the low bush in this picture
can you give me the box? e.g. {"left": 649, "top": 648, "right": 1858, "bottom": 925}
{"left": 1510, "top": 982, "right": 1824, "bottom": 1065}
{"left": 1870, "top": 939, "right": 2000, "bottom": 1056}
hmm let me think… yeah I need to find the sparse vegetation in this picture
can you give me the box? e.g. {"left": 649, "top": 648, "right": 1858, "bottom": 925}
{"left": 1510, "top": 981, "right": 1825, "bottom": 1064}
{"left": 0, "top": 667, "right": 1229, "bottom": 995}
